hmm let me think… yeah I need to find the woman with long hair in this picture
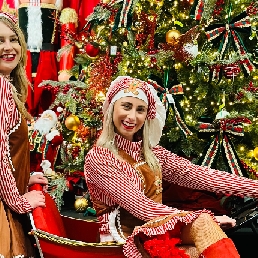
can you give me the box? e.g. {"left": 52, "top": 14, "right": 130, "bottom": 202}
{"left": 84, "top": 76, "right": 255, "bottom": 257}
{"left": 0, "top": 12, "right": 47, "bottom": 257}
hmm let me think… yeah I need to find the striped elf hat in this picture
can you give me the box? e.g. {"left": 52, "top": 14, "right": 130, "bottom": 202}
{"left": 103, "top": 76, "right": 166, "bottom": 147}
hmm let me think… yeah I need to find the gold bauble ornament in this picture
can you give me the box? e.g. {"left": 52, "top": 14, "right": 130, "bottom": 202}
{"left": 74, "top": 197, "right": 88, "bottom": 213}
{"left": 166, "top": 28, "right": 181, "bottom": 44}
{"left": 247, "top": 150, "right": 254, "bottom": 159}
{"left": 65, "top": 114, "right": 80, "bottom": 131}
{"left": 253, "top": 147, "right": 258, "bottom": 161}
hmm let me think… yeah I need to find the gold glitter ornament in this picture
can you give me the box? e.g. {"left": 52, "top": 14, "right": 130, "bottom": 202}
{"left": 74, "top": 197, "right": 88, "bottom": 213}
{"left": 65, "top": 114, "right": 80, "bottom": 131}
{"left": 166, "top": 28, "right": 181, "bottom": 44}
{"left": 247, "top": 150, "right": 254, "bottom": 158}
{"left": 253, "top": 147, "right": 258, "bottom": 161}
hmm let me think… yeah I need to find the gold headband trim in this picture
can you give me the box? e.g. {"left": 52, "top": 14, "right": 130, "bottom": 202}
{"left": 18, "top": 3, "right": 57, "bottom": 9}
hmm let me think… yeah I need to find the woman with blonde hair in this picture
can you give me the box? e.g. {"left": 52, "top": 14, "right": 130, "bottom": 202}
{"left": 85, "top": 76, "right": 258, "bottom": 257}
{"left": 0, "top": 12, "right": 47, "bottom": 257}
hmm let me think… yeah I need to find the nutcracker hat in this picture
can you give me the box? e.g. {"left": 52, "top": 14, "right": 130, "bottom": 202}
{"left": 0, "top": 12, "right": 18, "bottom": 25}
{"left": 103, "top": 76, "right": 166, "bottom": 147}
{"left": 0, "top": 11, "right": 27, "bottom": 69}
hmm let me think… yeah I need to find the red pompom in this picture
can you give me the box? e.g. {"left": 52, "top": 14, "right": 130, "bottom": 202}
{"left": 144, "top": 237, "right": 190, "bottom": 258}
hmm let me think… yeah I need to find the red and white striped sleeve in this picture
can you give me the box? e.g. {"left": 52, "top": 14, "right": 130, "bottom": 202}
{"left": 153, "top": 145, "right": 258, "bottom": 198}
{"left": 85, "top": 146, "right": 182, "bottom": 222}
{"left": 0, "top": 78, "right": 32, "bottom": 213}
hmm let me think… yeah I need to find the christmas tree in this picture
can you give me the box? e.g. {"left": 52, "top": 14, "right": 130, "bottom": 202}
{"left": 45, "top": 0, "right": 258, "bottom": 181}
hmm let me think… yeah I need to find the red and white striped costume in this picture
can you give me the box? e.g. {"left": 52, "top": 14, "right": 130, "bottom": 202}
{"left": 85, "top": 133, "right": 258, "bottom": 257}
{"left": 0, "top": 77, "right": 32, "bottom": 213}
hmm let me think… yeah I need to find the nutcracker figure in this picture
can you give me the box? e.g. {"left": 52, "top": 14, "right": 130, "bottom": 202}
{"left": 62, "top": 0, "right": 99, "bottom": 31}
{"left": 16, "top": 0, "right": 63, "bottom": 116}
{"left": 58, "top": 0, "right": 100, "bottom": 81}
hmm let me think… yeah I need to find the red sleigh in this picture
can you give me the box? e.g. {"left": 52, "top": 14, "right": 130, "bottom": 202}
{"left": 29, "top": 184, "right": 124, "bottom": 258}
{"left": 28, "top": 182, "right": 258, "bottom": 258}
{"left": 33, "top": 183, "right": 255, "bottom": 258}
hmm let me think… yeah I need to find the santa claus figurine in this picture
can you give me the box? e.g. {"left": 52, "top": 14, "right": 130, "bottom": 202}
{"left": 29, "top": 110, "right": 63, "bottom": 174}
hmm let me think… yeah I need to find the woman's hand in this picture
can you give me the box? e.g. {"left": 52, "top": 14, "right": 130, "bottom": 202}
{"left": 29, "top": 174, "right": 48, "bottom": 192}
{"left": 23, "top": 190, "right": 46, "bottom": 209}
{"left": 215, "top": 215, "right": 236, "bottom": 230}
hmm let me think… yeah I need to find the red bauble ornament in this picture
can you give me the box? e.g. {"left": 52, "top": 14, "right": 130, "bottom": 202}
{"left": 85, "top": 42, "right": 100, "bottom": 58}
{"left": 223, "top": 64, "right": 241, "bottom": 79}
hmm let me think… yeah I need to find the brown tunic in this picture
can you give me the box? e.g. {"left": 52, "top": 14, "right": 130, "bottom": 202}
{"left": 0, "top": 117, "right": 34, "bottom": 257}
{"left": 118, "top": 149, "right": 163, "bottom": 238}
{"left": 92, "top": 149, "right": 163, "bottom": 238}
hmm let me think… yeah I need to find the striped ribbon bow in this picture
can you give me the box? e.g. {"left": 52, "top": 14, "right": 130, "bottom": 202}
{"left": 205, "top": 11, "right": 255, "bottom": 76}
{"left": 197, "top": 118, "right": 251, "bottom": 177}
{"left": 190, "top": 0, "right": 204, "bottom": 21}
{"left": 148, "top": 79, "right": 192, "bottom": 137}
{"left": 112, "top": 0, "right": 134, "bottom": 31}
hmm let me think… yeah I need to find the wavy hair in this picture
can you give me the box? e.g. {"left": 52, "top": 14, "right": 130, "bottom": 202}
{"left": 96, "top": 103, "right": 161, "bottom": 172}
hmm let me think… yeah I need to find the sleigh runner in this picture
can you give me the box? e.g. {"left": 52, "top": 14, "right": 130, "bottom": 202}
{"left": 28, "top": 184, "right": 124, "bottom": 258}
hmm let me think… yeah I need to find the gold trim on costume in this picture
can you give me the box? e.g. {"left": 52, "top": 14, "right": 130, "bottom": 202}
{"left": 51, "top": 9, "right": 58, "bottom": 44}
{"left": 58, "top": 69, "right": 72, "bottom": 75}
{"left": 1, "top": 0, "right": 17, "bottom": 15}
{"left": 18, "top": 3, "right": 57, "bottom": 9}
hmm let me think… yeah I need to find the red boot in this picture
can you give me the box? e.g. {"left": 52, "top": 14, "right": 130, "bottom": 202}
{"left": 200, "top": 238, "right": 240, "bottom": 258}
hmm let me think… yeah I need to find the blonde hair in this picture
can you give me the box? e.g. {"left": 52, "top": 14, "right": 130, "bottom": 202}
{"left": 0, "top": 15, "right": 32, "bottom": 120}
{"left": 96, "top": 103, "right": 161, "bottom": 172}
